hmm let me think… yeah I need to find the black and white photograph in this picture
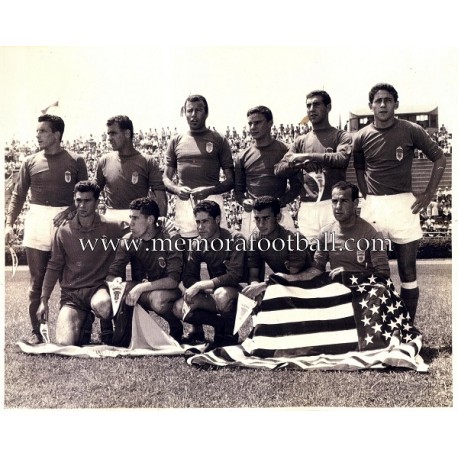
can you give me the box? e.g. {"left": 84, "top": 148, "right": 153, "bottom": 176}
{"left": 1, "top": 2, "right": 456, "bottom": 456}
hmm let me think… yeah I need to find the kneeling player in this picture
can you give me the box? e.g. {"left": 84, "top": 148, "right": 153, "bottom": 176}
{"left": 173, "top": 200, "right": 247, "bottom": 348}
{"left": 37, "top": 181, "right": 125, "bottom": 345}
{"left": 278, "top": 181, "right": 390, "bottom": 283}
{"left": 106, "top": 197, "right": 184, "bottom": 342}
{"left": 242, "top": 196, "right": 313, "bottom": 303}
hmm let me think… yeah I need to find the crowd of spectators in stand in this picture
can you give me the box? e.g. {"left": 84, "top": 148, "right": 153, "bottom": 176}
{"left": 420, "top": 186, "right": 452, "bottom": 237}
{"left": 4, "top": 122, "right": 451, "bottom": 245}
{"left": 417, "top": 124, "right": 452, "bottom": 158}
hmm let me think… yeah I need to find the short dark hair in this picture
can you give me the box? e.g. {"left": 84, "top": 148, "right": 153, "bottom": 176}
{"left": 182, "top": 94, "right": 209, "bottom": 115}
{"left": 74, "top": 180, "right": 101, "bottom": 200}
{"left": 107, "top": 115, "right": 134, "bottom": 139}
{"left": 129, "top": 197, "right": 159, "bottom": 219}
{"left": 306, "top": 90, "right": 331, "bottom": 106}
{"left": 332, "top": 181, "right": 359, "bottom": 201}
{"left": 368, "top": 83, "right": 398, "bottom": 103}
{"left": 246, "top": 106, "right": 273, "bottom": 123}
{"left": 38, "top": 114, "right": 65, "bottom": 140}
{"left": 193, "top": 200, "right": 221, "bottom": 218}
{"left": 252, "top": 196, "right": 281, "bottom": 216}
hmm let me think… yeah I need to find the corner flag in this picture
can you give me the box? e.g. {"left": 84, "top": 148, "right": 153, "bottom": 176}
{"left": 41, "top": 100, "right": 59, "bottom": 115}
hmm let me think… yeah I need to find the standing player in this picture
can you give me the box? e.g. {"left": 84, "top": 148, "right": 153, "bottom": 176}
{"left": 173, "top": 200, "right": 247, "bottom": 348}
{"left": 36, "top": 181, "right": 125, "bottom": 345}
{"left": 107, "top": 197, "right": 184, "bottom": 342}
{"left": 163, "top": 94, "right": 235, "bottom": 341}
{"left": 96, "top": 115, "right": 168, "bottom": 341}
{"left": 96, "top": 115, "right": 167, "bottom": 221}
{"left": 275, "top": 90, "right": 352, "bottom": 242}
{"left": 163, "top": 94, "right": 234, "bottom": 238}
{"left": 5, "top": 114, "right": 88, "bottom": 344}
{"left": 352, "top": 83, "right": 446, "bottom": 323}
{"left": 234, "top": 105, "right": 302, "bottom": 238}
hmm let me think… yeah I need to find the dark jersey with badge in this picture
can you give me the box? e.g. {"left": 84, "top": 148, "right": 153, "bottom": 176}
{"left": 234, "top": 139, "right": 302, "bottom": 206}
{"left": 247, "top": 224, "right": 312, "bottom": 276}
{"left": 6, "top": 149, "right": 88, "bottom": 225}
{"left": 41, "top": 214, "right": 125, "bottom": 297}
{"left": 108, "top": 228, "right": 183, "bottom": 283}
{"left": 165, "top": 129, "right": 234, "bottom": 189}
{"left": 353, "top": 119, "right": 443, "bottom": 195}
{"left": 96, "top": 151, "right": 165, "bottom": 209}
{"left": 275, "top": 127, "right": 352, "bottom": 202}
{"left": 183, "top": 227, "right": 247, "bottom": 289}
{"left": 312, "top": 217, "right": 389, "bottom": 277}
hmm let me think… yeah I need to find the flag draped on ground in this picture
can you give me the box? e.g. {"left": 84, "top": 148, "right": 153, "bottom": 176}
{"left": 187, "top": 273, "right": 428, "bottom": 372}
{"left": 16, "top": 274, "right": 427, "bottom": 371}
{"left": 16, "top": 306, "right": 199, "bottom": 358}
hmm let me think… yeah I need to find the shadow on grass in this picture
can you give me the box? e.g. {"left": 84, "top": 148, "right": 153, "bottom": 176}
{"left": 421, "top": 344, "right": 452, "bottom": 363}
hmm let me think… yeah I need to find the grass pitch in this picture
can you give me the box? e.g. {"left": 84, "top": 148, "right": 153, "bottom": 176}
{"left": 2, "top": 261, "right": 452, "bottom": 409}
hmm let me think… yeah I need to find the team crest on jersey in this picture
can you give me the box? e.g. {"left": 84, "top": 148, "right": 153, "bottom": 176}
{"left": 158, "top": 257, "right": 166, "bottom": 268}
{"left": 64, "top": 171, "right": 71, "bottom": 183}
{"left": 206, "top": 142, "right": 214, "bottom": 153}
{"left": 356, "top": 250, "right": 365, "bottom": 264}
{"left": 131, "top": 171, "right": 139, "bottom": 184}
{"left": 396, "top": 146, "right": 404, "bottom": 161}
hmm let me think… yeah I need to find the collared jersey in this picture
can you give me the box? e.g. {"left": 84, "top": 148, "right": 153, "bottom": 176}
{"left": 96, "top": 151, "right": 165, "bottom": 209}
{"left": 165, "top": 129, "right": 234, "bottom": 188}
{"left": 183, "top": 227, "right": 247, "bottom": 289}
{"left": 247, "top": 224, "right": 312, "bottom": 275}
{"left": 353, "top": 119, "right": 443, "bottom": 195}
{"left": 275, "top": 127, "right": 352, "bottom": 202}
{"left": 6, "top": 149, "right": 88, "bottom": 225}
{"left": 234, "top": 139, "right": 302, "bottom": 205}
{"left": 108, "top": 228, "right": 183, "bottom": 284}
{"left": 41, "top": 214, "right": 126, "bottom": 297}
{"left": 312, "top": 216, "right": 390, "bottom": 278}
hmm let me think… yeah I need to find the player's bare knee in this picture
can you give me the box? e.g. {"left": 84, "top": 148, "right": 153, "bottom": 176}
{"left": 173, "top": 297, "right": 184, "bottom": 318}
{"left": 92, "top": 300, "right": 112, "bottom": 320}
{"left": 155, "top": 300, "right": 172, "bottom": 315}
{"left": 91, "top": 292, "right": 112, "bottom": 319}
{"left": 55, "top": 323, "right": 80, "bottom": 346}
{"left": 55, "top": 334, "right": 76, "bottom": 346}
{"left": 147, "top": 291, "right": 172, "bottom": 315}
{"left": 214, "top": 288, "right": 237, "bottom": 314}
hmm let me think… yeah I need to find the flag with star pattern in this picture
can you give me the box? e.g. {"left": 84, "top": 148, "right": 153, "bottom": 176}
{"left": 343, "top": 272, "right": 420, "bottom": 352}
{"left": 187, "top": 273, "right": 428, "bottom": 371}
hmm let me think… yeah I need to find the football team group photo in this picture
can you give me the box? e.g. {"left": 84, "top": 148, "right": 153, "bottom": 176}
{"left": 3, "top": 47, "right": 453, "bottom": 410}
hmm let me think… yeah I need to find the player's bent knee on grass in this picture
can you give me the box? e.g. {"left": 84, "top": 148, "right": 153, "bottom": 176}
{"left": 213, "top": 286, "right": 238, "bottom": 314}
{"left": 90, "top": 288, "right": 113, "bottom": 320}
{"left": 55, "top": 305, "right": 87, "bottom": 346}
